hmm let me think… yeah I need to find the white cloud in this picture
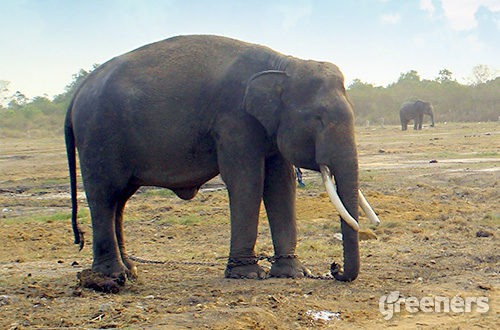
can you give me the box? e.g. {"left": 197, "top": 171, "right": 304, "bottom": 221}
{"left": 420, "top": 0, "right": 435, "bottom": 16}
{"left": 381, "top": 13, "right": 401, "bottom": 24}
{"left": 439, "top": 0, "right": 500, "bottom": 31}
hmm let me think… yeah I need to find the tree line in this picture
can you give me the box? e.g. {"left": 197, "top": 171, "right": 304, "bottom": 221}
{"left": 0, "top": 64, "right": 499, "bottom": 138}
{"left": 348, "top": 66, "right": 500, "bottom": 126}
{"left": 0, "top": 67, "right": 95, "bottom": 138}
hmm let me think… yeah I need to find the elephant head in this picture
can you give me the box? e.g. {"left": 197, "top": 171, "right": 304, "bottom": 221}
{"left": 243, "top": 60, "right": 379, "bottom": 281}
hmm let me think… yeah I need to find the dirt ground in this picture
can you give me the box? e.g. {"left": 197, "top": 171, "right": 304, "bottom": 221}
{"left": 1, "top": 122, "right": 499, "bottom": 329}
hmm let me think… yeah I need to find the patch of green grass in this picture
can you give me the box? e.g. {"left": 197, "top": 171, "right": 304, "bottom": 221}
{"left": 141, "top": 188, "right": 175, "bottom": 198}
{"left": 381, "top": 221, "right": 399, "bottom": 228}
{"left": 41, "top": 178, "right": 68, "bottom": 185}
{"left": 3, "top": 209, "right": 89, "bottom": 224}
{"left": 299, "top": 221, "right": 340, "bottom": 238}
{"left": 178, "top": 215, "right": 201, "bottom": 225}
{"left": 360, "top": 170, "right": 386, "bottom": 183}
{"left": 435, "top": 151, "right": 500, "bottom": 159}
{"left": 476, "top": 152, "right": 499, "bottom": 157}
{"left": 483, "top": 213, "right": 500, "bottom": 222}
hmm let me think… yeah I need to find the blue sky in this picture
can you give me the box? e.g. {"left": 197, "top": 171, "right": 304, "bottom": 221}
{"left": 1, "top": 0, "right": 500, "bottom": 99}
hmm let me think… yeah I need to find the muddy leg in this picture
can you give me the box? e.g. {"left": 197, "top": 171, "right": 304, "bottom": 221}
{"left": 81, "top": 195, "right": 128, "bottom": 292}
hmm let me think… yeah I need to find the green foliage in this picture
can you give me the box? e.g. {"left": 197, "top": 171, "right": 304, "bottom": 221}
{"left": 1, "top": 65, "right": 499, "bottom": 137}
{"left": 0, "top": 65, "right": 98, "bottom": 138}
{"left": 348, "top": 69, "right": 500, "bottom": 125}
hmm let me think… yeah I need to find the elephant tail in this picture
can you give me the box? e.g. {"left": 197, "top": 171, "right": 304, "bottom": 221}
{"left": 65, "top": 103, "right": 85, "bottom": 251}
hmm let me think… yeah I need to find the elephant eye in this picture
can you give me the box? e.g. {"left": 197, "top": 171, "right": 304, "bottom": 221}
{"left": 312, "top": 113, "right": 326, "bottom": 128}
{"left": 314, "top": 107, "right": 328, "bottom": 125}
{"left": 302, "top": 107, "right": 327, "bottom": 127}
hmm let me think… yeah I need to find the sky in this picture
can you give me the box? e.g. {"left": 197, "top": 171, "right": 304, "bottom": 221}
{"left": 1, "top": 0, "right": 500, "bottom": 99}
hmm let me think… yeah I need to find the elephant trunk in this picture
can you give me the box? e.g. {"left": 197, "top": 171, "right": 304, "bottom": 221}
{"left": 317, "top": 126, "right": 360, "bottom": 282}
{"left": 430, "top": 112, "right": 435, "bottom": 127}
{"left": 320, "top": 165, "right": 360, "bottom": 281}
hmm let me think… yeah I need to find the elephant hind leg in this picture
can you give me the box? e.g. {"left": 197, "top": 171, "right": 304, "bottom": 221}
{"left": 115, "top": 185, "right": 140, "bottom": 280}
{"left": 400, "top": 115, "right": 409, "bottom": 131}
{"left": 81, "top": 182, "right": 136, "bottom": 292}
{"left": 87, "top": 197, "right": 125, "bottom": 276}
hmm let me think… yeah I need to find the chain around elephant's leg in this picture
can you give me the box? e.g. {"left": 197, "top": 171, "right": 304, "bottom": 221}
{"left": 224, "top": 256, "right": 268, "bottom": 279}
{"left": 263, "top": 155, "right": 312, "bottom": 278}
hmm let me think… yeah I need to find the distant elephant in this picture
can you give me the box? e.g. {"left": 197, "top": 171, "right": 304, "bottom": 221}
{"left": 65, "top": 35, "right": 379, "bottom": 292}
{"left": 399, "top": 100, "right": 435, "bottom": 130}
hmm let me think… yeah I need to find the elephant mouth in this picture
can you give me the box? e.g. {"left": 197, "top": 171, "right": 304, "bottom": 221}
{"left": 319, "top": 165, "right": 380, "bottom": 231}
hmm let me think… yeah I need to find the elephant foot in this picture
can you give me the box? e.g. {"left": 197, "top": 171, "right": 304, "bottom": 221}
{"left": 224, "top": 257, "right": 268, "bottom": 279}
{"left": 77, "top": 269, "right": 126, "bottom": 293}
{"left": 122, "top": 256, "right": 138, "bottom": 281}
{"left": 78, "top": 259, "right": 137, "bottom": 293}
{"left": 269, "top": 255, "right": 312, "bottom": 278}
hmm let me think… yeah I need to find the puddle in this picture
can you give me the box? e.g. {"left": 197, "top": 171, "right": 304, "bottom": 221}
{"left": 306, "top": 310, "right": 341, "bottom": 321}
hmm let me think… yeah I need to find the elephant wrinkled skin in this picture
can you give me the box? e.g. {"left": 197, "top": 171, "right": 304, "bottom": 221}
{"left": 65, "top": 35, "right": 364, "bottom": 290}
{"left": 399, "top": 100, "right": 435, "bottom": 130}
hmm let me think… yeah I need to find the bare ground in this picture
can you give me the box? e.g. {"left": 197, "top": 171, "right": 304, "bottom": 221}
{"left": 0, "top": 122, "right": 499, "bottom": 329}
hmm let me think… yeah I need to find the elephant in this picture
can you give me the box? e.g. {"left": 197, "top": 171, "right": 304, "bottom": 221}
{"left": 65, "top": 35, "right": 379, "bottom": 291}
{"left": 399, "top": 100, "right": 435, "bottom": 130}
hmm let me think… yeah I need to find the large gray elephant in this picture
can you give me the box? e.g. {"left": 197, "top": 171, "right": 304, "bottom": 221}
{"left": 399, "top": 100, "right": 435, "bottom": 130}
{"left": 65, "top": 35, "right": 379, "bottom": 292}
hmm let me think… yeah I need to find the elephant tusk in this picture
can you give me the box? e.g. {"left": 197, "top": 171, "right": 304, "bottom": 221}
{"left": 320, "top": 165, "right": 360, "bottom": 231}
{"left": 359, "top": 189, "right": 380, "bottom": 226}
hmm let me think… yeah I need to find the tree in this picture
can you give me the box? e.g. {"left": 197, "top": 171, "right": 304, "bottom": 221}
{"left": 398, "top": 70, "right": 421, "bottom": 83}
{"left": 8, "top": 91, "right": 28, "bottom": 109}
{"left": 466, "top": 64, "right": 499, "bottom": 85}
{"left": 66, "top": 63, "right": 100, "bottom": 93}
{"left": 53, "top": 64, "right": 99, "bottom": 104}
{"left": 0, "top": 80, "right": 11, "bottom": 108}
{"left": 436, "top": 69, "right": 455, "bottom": 83}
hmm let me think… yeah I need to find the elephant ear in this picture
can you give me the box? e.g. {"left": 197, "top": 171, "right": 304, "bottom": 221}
{"left": 243, "top": 70, "right": 289, "bottom": 136}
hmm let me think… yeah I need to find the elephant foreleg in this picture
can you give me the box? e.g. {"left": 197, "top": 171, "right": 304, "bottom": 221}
{"left": 415, "top": 114, "right": 423, "bottom": 130}
{"left": 223, "top": 170, "right": 267, "bottom": 279}
{"left": 216, "top": 127, "right": 268, "bottom": 279}
{"left": 263, "top": 154, "right": 312, "bottom": 278}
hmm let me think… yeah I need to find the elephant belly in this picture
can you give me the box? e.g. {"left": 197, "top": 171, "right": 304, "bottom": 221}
{"left": 130, "top": 142, "right": 220, "bottom": 190}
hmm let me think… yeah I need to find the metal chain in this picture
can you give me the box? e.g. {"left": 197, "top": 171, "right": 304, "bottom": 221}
{"left": 128, "top": 255, "right": 217, "bottom": 266}
{"left": 303, "top": 262, "right": 341, "bottom": 280}
{"left": 128, "top": 254, "right": 339, "bottom": 280}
